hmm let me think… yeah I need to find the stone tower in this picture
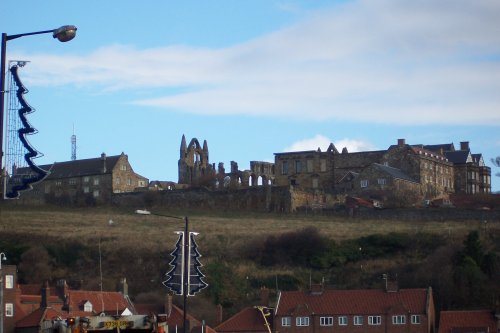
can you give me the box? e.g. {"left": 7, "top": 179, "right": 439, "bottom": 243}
{"left": 178, "top": 135, "right": 213, "bottom": 185}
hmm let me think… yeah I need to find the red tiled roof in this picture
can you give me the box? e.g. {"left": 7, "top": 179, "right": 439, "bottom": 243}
{"left": 438, "top": 310, "right": 497, "bottom": 333}
{"left": 67, "top": 290, "right": 130, "bottom": 314}
{"left": 16, "top": 307, "right": 64, "bottom": 328}
{"left": 166, "top": 303, "right": 201, "bottom": 328}
{"left": 191, "top": 325, "right": 218, "bottom": 333}
{"left": 215, "top": 307, "right": 272, "bottom": 333}
{"left": 276, "top": 288, "right": 430, "bottom": 316}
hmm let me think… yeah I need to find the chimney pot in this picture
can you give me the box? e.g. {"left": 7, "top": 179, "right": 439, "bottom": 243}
{"left": 216, "top": 304, "right": 223, "bottom": 325}
{"left": 460, "top": 141, "right": 470, "bottom": 151}
{"left": 397, "top": 139, "right": 406, "bottom": 146}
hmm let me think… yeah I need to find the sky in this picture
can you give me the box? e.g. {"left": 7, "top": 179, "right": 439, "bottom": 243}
{"left": 2, "top": 0, "right": 500, "bottom": 192}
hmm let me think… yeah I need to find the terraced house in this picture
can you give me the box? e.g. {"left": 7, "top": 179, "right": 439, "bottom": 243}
{"left": 274, "top": 283, "right": 435, "bottom": 333}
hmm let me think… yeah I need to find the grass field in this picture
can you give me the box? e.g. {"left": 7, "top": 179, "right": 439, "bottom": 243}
{"left": 1, "top": 206, "right": 494, "bottom": 245}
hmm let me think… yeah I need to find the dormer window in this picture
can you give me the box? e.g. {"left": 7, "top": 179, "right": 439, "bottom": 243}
{"left": 83, "top": 301, "right": 93, "bottom": 312}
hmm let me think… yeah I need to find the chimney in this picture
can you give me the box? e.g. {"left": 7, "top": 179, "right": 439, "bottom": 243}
{"left": 310, "top": 283, "right": 324, "bottom": 295}
{"left": 216, "top": 304, "right": 223, "bottom": 325}
{"left": 40, "top": 281, "right": 50, "bottom": 308}
{"left": 260, "top": 287, "right": 269, "bottom": 307}
{"left": 119, "top": 278, "right": 128, "bottom": 296}
{"left": 460, "top": 141, "right": 469, "bottom": 151}
{"left": 101, "top": 153, "right": 107, "bottom": 173}
{"left": 56, "top": 279, "right": 69, "bottom": 299}
{"left": 397, "top": 139, "right": 406, "bottom": 147}
{"left": 165, "top": 294, "right": 173, "bottom": 316}
{"left": 383, "top": 274, "right": 399, "bottom": 293}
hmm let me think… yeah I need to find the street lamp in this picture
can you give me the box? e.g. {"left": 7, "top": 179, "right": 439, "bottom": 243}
{"left": 0, "top": 25, "right": 77, "bottom": 192}
{"left": 135, "top": 210, "right": 207, "bottom": 333}
{"left": 0, "top": 252, "right": 7, "bottom": 333}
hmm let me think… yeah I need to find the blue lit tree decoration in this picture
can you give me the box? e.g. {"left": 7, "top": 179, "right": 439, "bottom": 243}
{"left": 163, "top": 232, "right": 184, "bottom": 295}
{"left": 3, "top": 62, "right": 49, "bottom": 198}
{"left": 163, "top": 231, "right": 208, "bottom": 296}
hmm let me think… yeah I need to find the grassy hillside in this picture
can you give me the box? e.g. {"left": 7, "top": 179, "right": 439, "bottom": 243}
{"left": 1, "top": 205, "right": 499, "bottom": 324}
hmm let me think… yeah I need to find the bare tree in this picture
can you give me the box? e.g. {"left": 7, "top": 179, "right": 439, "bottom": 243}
{"left": 492, "top": 156, "right": 500, "bottom": 177}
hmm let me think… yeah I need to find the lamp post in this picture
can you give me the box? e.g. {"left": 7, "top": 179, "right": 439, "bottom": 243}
{"left": 0, "top": 25, "right": 77, "bottom": 190}
{"left": 135, "top": 210, "right": 190, "bottom": 333}
{"left": 0, "top": 252, "right": 7, "bottom": 333}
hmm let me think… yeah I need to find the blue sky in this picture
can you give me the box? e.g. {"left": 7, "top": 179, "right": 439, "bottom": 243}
{"left": 2, "top": 0, "right": 500, "bottom": 191}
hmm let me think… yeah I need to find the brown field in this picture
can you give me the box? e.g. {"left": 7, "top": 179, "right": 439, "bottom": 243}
{"left": 1, "top": 205, "right": 495, "bottom": 251}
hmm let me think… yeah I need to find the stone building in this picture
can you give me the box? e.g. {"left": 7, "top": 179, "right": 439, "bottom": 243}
{"left": 274, "top": 138, "right": 491, "bottom": 202}
{"left": 178, "top": 135, "right": 215, "bottom": 186}
{"left": 422, "top": 141, "right": 492, "bottom": 194}
{"left": 178, "top": 135, "right": 274, "bottom": 189}
{"left": 13, "top": 152, "right": 148, "bottom": 204}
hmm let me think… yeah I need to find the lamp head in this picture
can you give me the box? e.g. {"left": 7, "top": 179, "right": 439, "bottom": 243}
{"left": 0, "top": 252, "right": 6, "bottom": 261}
{"left": 53, "top": 25, "right": 77, "bottom": 42}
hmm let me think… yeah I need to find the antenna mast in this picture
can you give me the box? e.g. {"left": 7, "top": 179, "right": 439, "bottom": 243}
{"left": 71, "top": 125, "right": 76, "bottom": 160}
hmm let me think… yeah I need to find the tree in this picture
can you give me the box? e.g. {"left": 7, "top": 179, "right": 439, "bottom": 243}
{"left": 492, "top": 156, "right": 500, "bottom": 177}
{"left": 18, "top": 246, "right": 53, "bottom": 283}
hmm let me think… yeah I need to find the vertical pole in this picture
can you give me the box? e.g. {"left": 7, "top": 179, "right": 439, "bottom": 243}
{"left": 0, "top": 33, "right": 7, "bottom": 193}
{"left": 0, "top": 254, "right": 5, "bottom": 333}
{"left": 0, "top": 275, "right": 3, "bottom": 333}
{"left": 183, "top": 217, "right": 189, "bottom": 333}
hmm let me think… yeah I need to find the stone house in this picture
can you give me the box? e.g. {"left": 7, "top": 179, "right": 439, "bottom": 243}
{"left": 13, "top": 152, "right": 148, "bottom": 204}
{"left": 274, "top": 284, "right": 435, "bottom": 333}
{"left": 423, "top": 142, "right": 492, "bottom": 195}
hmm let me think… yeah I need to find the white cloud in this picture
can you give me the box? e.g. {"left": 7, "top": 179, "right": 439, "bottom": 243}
{"left": 11, "top": 0, "right": 500, "bottom": 125}
{"left": 283, "top": 134, "right": 377, "bottom": 153}
{"left": 283, "top": 134, "right": 332, "bottom": 152}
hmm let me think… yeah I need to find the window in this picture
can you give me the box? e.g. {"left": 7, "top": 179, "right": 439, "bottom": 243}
{"left": 354, "top": 316, "right": 363, "bottom": 325}
{"left": 295, "top": 160, "right": 302, "bottom": 173}
{"left": 69, "top": 179, "right": 77, "bottom": 185}
{"left": 127, "top": 178, "right": 132, "bottom": 186}
{"left": 360, "top": 179, "right": 368, "bottom": 188}
{"left": 83, "top": 186, "right": 90, "bottom": 193}
{"left": 411, "top": 315, "right": 421, "bottom": 324}
{"left": 83, "top": 176, "right": 90, "bottom": 182}
{"left": 306, "top": 160, "right": 313, "bottom": 173}
{"left": 282, "top": 161, "right": 288, "bottom": 175}
{"left": 93, "top": 190, "right": 100, "bottom": 198}
{"left": 120, "top": 164, "right": 127, "bottom": 171}
{"left": 320, "top": 159, "right": 327, "bottom": 172}
{"left": 378, "top": 178, "right": 386, "bottom": 185}
{"left": 93, "top": 178, "right": 99, "bottom": 185}
{"left": 338, "top": 316, "right": 347, "bottom": 326}
{"left": 44, "top": 185, "right": 50, "bottom": 194}
{"left": 5, "top": 303, "right": 13, "bottom": 317}
{"left": 296, "top": 317, "right": 309, "bottom": 326}
{"left": 83, "top": 301, "right": 93, "bottom": 312}
{"left": 281, "top": 317, "right": 291, "bottom": 327}
{"left": 116, "top": 177, "right": 121, "bottom": 184}
{"left": 56, "top": 180, "right": 62, "bottom": 186}
{"left": 368, "top": 316, "right": 381, "bottom": 325}
{"left": 312, "top": 178, "right": 319, "bottom": 189}
{"left": 5, "top": 275, "right": 14, "bottom": 289}
{"left": 138, "top": 180, "right": 146, "bottom": 187}
{"left": 320, "top": 317, "right": 333, "bottom": 326}
{"left": 392, "top": 315, "right": 406, "bottom": 324}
